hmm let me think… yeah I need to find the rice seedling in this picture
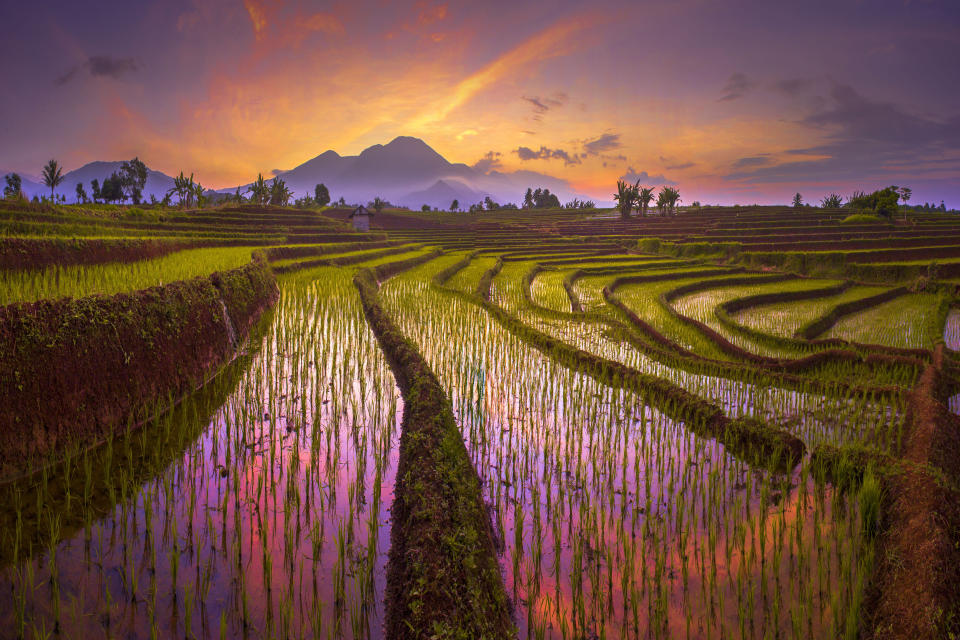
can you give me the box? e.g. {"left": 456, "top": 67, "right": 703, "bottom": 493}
{"left": 2, "top": 206, "right": 949, "bottom": 639}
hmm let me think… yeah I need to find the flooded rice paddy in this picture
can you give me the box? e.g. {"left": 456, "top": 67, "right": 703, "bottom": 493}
{"left": 0, "top": 251, "right": 930, "bottom": 639}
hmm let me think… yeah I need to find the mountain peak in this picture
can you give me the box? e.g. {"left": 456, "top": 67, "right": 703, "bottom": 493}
{"left": 360, "top": 136, "right": 445, "bottom": 161}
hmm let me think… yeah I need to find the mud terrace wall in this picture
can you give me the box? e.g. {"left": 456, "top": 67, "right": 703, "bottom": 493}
{"left": 0, "top": 255, "right": 278, "bottom": 479}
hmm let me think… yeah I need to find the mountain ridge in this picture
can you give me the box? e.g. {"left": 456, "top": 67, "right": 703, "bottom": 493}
{"left": 4, "top": 136, "right": 586, "bottom": 208}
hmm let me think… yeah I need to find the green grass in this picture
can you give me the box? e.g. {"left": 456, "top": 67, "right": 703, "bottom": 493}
{"left": 0, "top": 246, "right": 259, "bottom": 304}
{"left": 840, "top": 214, "right": 884, "bottom": 224}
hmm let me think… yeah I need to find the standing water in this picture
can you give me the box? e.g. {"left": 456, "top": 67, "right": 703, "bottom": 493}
{"left": 0, "top": 268, "right": 402, "bottom": 639}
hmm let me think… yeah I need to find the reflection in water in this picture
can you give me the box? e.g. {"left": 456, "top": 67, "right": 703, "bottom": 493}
{"left": 0, "top": 268, "right": 401, "bottom": 639}
{"left": 383, "top": 256, "right": 872, "bottom": 639}
{"left": 945, "top": 309, "right": 960, "bottom": 352}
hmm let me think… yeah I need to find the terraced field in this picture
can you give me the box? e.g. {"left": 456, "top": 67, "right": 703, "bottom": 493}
{"left": 1, "top": 202, "right": 959, "bottom": 639}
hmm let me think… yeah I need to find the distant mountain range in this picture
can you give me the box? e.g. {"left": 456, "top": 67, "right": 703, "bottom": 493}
{"left": 3, "top": 137, "right": 588, "bottom": 209}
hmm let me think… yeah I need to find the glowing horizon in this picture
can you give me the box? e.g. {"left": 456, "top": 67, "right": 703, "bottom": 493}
{"left": 1, "top": 0, "right": 958, "bottom": 207}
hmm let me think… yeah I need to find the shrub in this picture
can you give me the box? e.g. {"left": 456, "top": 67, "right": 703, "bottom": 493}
{"left": 840, "top": 213, "right": 883, "bottom": 224}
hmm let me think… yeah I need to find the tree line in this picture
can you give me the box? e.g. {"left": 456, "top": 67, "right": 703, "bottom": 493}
{"left": 792, "top": 186, "right": 914, "bottom": 217}
{"left": 0, "top": 159, "right": 345, "bottom": 210}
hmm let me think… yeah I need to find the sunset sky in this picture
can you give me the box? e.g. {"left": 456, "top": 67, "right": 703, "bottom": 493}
{"left": 1, "top": 0, "right": 958, "bottom": 206}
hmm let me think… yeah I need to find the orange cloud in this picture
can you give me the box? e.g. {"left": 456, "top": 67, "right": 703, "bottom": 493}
{"left": 415, "top": 2, "right": 448, "bottom": 27}
{"left": 406, "top": 12, "right": 602, "bottom": 129}
{"left": 297, "top": 12, "right": 344, "bottom": 35}
{"left": 244, "top": 0, "right": 270, "bottom": 40}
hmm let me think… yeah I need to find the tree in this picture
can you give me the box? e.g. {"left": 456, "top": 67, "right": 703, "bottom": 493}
{"left": 637, "top": 187, "right": 655, "bottom": 217}
{"left": 248, "top": 174, "right": 269, "bottom": 206}
{"left": 91, "top": 179, "right": 100, "bottom": 203}
{"left": 75, "top": 182, "right": 88, "bottom": 203}
{"left": 119, "top": 157, "right": 148, "bottom": 204}
{"left": 269, "top": 177, "right": 291, "bottom": 206}
{"left": 168, "top": 171, "right": 196, "bottom": 207}
{"left": 847, "top": 186, "right": 900, "bottom": 217}
{"left": 484, "top": 196, "right": 499, "bottom": 211}
{"left": 655, "top": 188, "right": 669, "bottom": 215}
{"left": 792, "top": 192, "right": 803, "bottom": 208}
{"left": 370, "top": 197, "right": 386, "bottom": 214}
{"left": 660, "top": 186, "right": 681, "bottom": 214}
{"left": 295, "top": 193, "right": 315, "bottom": 208}
{"left": 4, "top": 173, "right": 22, "bottom": 199}
{"left": 193, "top": 180, "right": 206, "bottom": 208}
{"left": 526, "top": 187, "right": 560, "bottom": 209}
{"left": 897, "top": 186, "right": 912, "bottom": 206}
{"left": 314, "top": 183, "right": 330, "bottom": 207}
{"left": 100, "top": 173, "right": 125, "bottom": 203}
{"left": 421, "top": 204, "right": 431, "bottom": 212}
{"left": 820, "top": 193, "right": 843, "bottom": 208}
{"left": 613, "top": 180, "right": 639, "bottom": 219}
{"left": 233, "top": 187, "right": 246, "bottom": 204}
{"left": 41, "top": 159, "right": 65, "bottom": 201}
{"left": 450, "top": 199, "right": 459, "bottom": 212}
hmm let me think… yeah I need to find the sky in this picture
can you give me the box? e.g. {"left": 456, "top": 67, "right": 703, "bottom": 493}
{"left": 1, "top": 0, "right": 958, "bottom": 206}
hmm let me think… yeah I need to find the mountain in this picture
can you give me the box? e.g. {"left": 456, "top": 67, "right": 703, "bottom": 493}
{"left": 4, "top": 136, "right": 589, "bottom": 208}
{"left": 260, "top": 136, "right": 584, "bottom": 209}
{"left": 405, "top": 179, "right": 482, "bottom": 210}
{"left": 4, "top": 161, "right": 176, "bottom": 202}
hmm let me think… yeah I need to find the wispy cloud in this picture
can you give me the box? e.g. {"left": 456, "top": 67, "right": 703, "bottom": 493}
{"left": 717, "top": 72, "right": 754, "bottom": 102}
{"left": 406, "top": 13, "right": 600, "bottom": 129}
{"left": 583, "top": 132, "right": 621, "bottom": 155}
{"left": 621, "top": 167, "right": 676, "bottom": 186}
{"left": 514, "top": 145, "right": 581, "bottom": 165}
{"left": 473, "top": 150, "right": 502, "bottom": 172}
{"left": 56, "top": 55, "right": 139, "bottom": 85}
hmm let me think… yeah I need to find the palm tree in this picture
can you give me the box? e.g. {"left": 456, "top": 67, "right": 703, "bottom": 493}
{"left": 613, "top": 180, "right": 639, "bottom": 219}
{"left": 41, "top": 159, "right": 65, "bottom": 202}
{"left": 269, "top": 177, "right": 292, "bottom": 206}
{"left": 655, "top": 188, "right": 669, "bottom": 215}
{"left": 249, "top": 174, "right": 269, "bottom": 205}
{"left": 193, "top": 181, "right": 206, "bottom": 208}
{"left": 661, "top": 186, "right": 681, "bottom": 214}
{"left": 167, "top": 171, "right": 195, "bottom": 207}
{"left": 820, "top": 193, "right": 842, "bottom": 208}
{"left": 637, "top": 187, "right": 655, "bottom": 217}
{"left": 371, "top": 197, "right": 386, "bottom": 214}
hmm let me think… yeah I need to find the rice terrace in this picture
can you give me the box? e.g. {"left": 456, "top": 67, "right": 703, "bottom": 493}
{"left": 1, "top": 1, "right": 959, "bottom": 639}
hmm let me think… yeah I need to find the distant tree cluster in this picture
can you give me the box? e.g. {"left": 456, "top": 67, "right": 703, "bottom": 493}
{"left": 563, "top": 198, "right": 596, "bottom": 209}
{"left": 904, "top": 201, "right": 951, "bottom": 213}
{"left": 523, "top": 187, "right": 561, "bottom": 209}
{"left": 845, "top": 186, "right": 909, "bottom": 218}
{"left": 614, "top": 180, "right": 677, "bottom": 218}
{"left": 815, "top": 186, "right": 916, "bottom": 217}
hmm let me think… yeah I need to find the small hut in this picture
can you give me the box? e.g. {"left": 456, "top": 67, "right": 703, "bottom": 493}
{"left": 349, "top": 205, "right": 373, "bottom": 232}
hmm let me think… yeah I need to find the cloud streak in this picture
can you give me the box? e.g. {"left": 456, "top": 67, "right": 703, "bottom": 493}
{"left": 583, "top": 132, "right": 621, "bottom": 155}
{"left": 57, "top": 55, "right": 139, "bottom": 85}
{"left": 717, "top": 72, "right": 754, "bottom": 102}
{"left": 406, "top": 13, "right": 600, "bottom": 129}
{"left": 514, "top": 145, "right": 581, "bottom": 165}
